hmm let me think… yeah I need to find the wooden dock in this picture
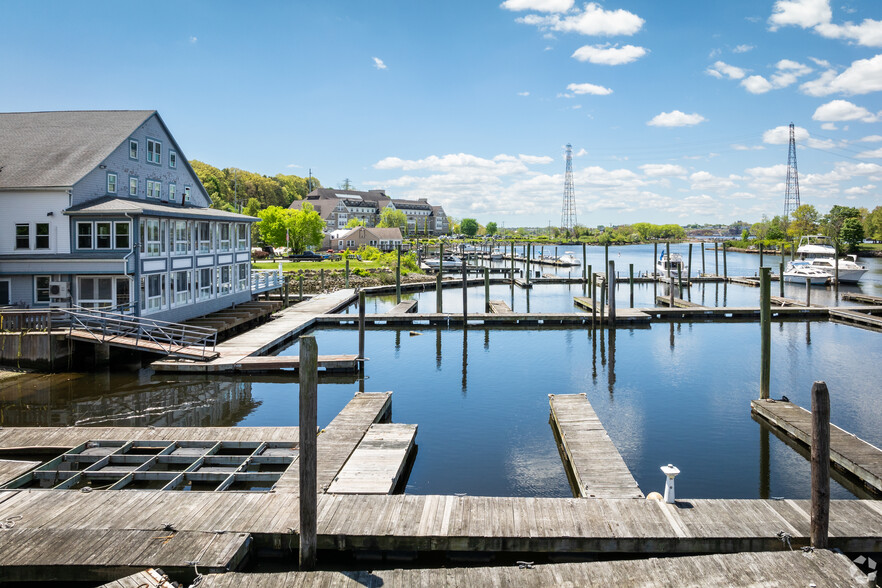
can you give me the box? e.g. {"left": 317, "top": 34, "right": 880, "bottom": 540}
{"left": 67, "top": 329, "right": 219, "bottom": 361}
{"left": 151, "top": 289, "right": 357, "bottom": 373}
{"left": 752, "top": 398, "right": 882, "bottom": 495}
{"left": 231, "top": 354, "right": 359, "bottom": 372}
{"left": 99, "top": 568, "right": 176, "bottom": 588}
{"left": 549, "top": 394, "right": 643, "bottom": 499}
{"left": 0, "top": 459, "right": 40, "bottom": 485}
{"left": 771, "top": 296, "right": 813, "bottom": 307}
{"left": 513, "top": 278, "right": 533, "bottom": 289}
{"left": 829, "top": 308, "right": 882, "bottom": 331}
{"left": 842, "top": 292, "right": 882, "bottom": 305}
{"left": 327, "top": 423, "right": 417, "bottom": 494}
{"left": 488, "top": 300, "right": 513, "bottom": 314}
{"left": 183, "top": 300, "right": 282, "bottom": 336}
{"left": 655, "top": 295, "right": 705, "bottom": 308}
{"left": 388, "top": 300, "right": 418, "bottom": 314}
{"left": 196, "top": 550, "right": 866, "bottom": 587}
{"left": 0, "top": 528, "right": 251, "bottom": 582}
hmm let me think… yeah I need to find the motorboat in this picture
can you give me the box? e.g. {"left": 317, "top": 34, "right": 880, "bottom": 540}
{"left": 557, "top": 252, "right": 579, "bottom": 266}
{"left": 783, "top": 260, "right": 830, "bottom": 285}
{"left": 424, "top": 255, "right": 463, "bottom": 269}
{"left": 796, "top": 235, "right": 867, "bottom": 283}
{"left": 656, "top": 253, "right": 688, "bottom": 277}
{"left": 488, "top": 249, "right": 504, "bottom": 260}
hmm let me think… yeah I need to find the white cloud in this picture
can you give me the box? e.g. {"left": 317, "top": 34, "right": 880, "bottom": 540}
{"left": 517, "top": 2, "right": 644, "bottom": 36}
{"left": 372, "top": 57, "right": 387, "bottom": 70}
{"left": 189, "top": 36, "right": 198, "bottom": 44}
{"left": 285, "top": 163, "right": 302, "bottom": 169}
{"left": 733, "top": 44, "right": 755, "bottom": 53}
{"left": 801, "top": 54, "right": 882, "bottom": 96}
{"left": 815, "top": 19, "right": 882, "bottom": 47}
{"left": 647, "top": 110, "right": 707, "bottom": 127}
{"left": 571, "top": 43, "right": 647, "bottom": 65}
{"left": 762, "top": 125, "right": 810, "bottom": 144}
{"left": 732, "top": 144, "right": 766, "bottom": 151}
{"left": 845, "top": 184, "right": 876, "bottom": 194}
{"left": 517, "top": 91, "right": 530, "bottom": 96}
{"left": 776, "top": 58, "right": 813, "bottom": 76}
{"left": 859, "top": 134, "right": 882, "bottom": 142}
{"left": 690, "top": 171, "right": 737, "bottom": 191}
{"left": 566, "top": 82, "right": 613, "bottom": 95}
{"left": 858, "top": 148, "right": 882, "bottom": 159}
{"left": 812, "top": 99, "right": 879, "bottom": 122}
{"left": 706, "top": 61, "right": 745, "bottom": 80}
{"left": 820, "top": 122, "right": 838, "bottom": 130}
{"left": 639, "top": 164, "right": 687, "bottom": 177}
{"left": 574, "top": 148, "right": 588, "bottom": 157}
{"left": 768, "top": 0, "right": 832, "bottom": 31}
{"left": 741, "top": 75, "right": 774, "bottom": 93}
{"left": 519, "top": 154, "right": 554, "bottom": 164}
{"left": 500, "top": 0, "right": 574, "bottom": 12}
{"left": 736, "top": 59, "right": 813, "bottom": 93}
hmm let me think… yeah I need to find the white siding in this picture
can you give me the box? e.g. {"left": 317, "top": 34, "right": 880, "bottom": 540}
{"left": 0, "top": 190, "right": 71, "bottom": 255}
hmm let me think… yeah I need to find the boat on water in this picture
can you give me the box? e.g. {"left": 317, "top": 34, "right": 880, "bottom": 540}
{"left": 424, "top": 255, "right": 463, "bottom": 269}
{"left": 656, "top": 253, "right": 688, "bottom": 277}
{"left": 488, "top": 249, "right": 504, "bottom": 260}
{"left": 796, "top": 235, "right": 867, "bottom": 283}
{"left": 783, "top": 260, "right": 830, "bottom": 285}
{"left": 557, "top": 251, "right": 579, "bottom": 266}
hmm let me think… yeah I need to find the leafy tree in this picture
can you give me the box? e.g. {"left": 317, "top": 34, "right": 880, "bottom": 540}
{"left": 290, "top": 202, "right": 324, "bottom": 253}
{"left": 460, "top": 218, "right": 479, "bottom": 237}
{"left": 192, "top": 160, "right": 321, "bottom": 211}
{"left": 822, "top": 205, "right": 862, "bottom": 244}
{"left": 767, "top": 215, "right": 788, "bottom": 240}
{"left": 256, "top": 206, "right": 294, "bottom": 247}
{"left": 865, "top": 206, "right": 882, "bottom": 242}
{"left": 788, "top": 204, "right": 820, "bottom": 239}
{"left": 839, "top": 218, "right": 865, "bottom": 251}
{"left": 741, "top": 229, "right": 750, "bottom": 242}
{"left": 345, "top": 218, "right": 366, "bottom": 228}
{"left": 377, "top": 208, "right": 407, "bottom": 231}
{"left": 485, "top": 222, "right": 498, "bottom": 235}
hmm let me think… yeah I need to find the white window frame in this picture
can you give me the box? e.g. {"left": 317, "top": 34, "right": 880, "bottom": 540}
{"left": 130, "top": 177, "right": 138, "bottom": 197}
{"left": 129, "top": 139, "right": 139, "bottom": 160}
{"left": 169, "top": 150, "right": 177, "bottom": 168}
{"left": 146, "top": 180, "right": 161, "bottom": 200}
{"left": 95, "top": 221, "right": 112, "bottom": 249}
{"left": 169, "top": 183, "right": 176, "bottom": 202}
{"left": 107, "top": 173, "right": 117, "bottom": 194}
{"left": 34, "top": 275, "right": 51, "bottom": 304}
{"left": 145, "top": 273, "right": 165, "bottom": 312}
{"left": 144, "top": 219, "right": 161, "bottom": 257}
{"left": 236, "top": 223, "right": 247, "bottom": 250}
{"left": 237, "top": 263, "right": 248, "bottom": 291}
{"left": 218, "top": 265, "right": 232, "bottom": 295}
{"left": 77, "top": 276, "right": 116, "bottom": 309}
{"left": 173, "top": 270, "right": 191, "bottom": 306}
{"left": 35, "top": 223, "right": 50, "bottom": 250}
{"left": 15, "top": 223, "right": 29, "bottom": 249}
{"left": 77, "top": 222, "right": 93, "bottom": 249}
{"left": 174, "top": 220, "right": 189, "bottom": 255}
{"left": 197, "top": 221, "right": 211, "bottom": 253}
{"left": 219, "top": 223, "right": 231, "bottom": 253}
{"left": 196, "top": 267, "right": 213, "bottom": 301}
{"left": 146, "top": 138, "right": 162, "bottom": 164}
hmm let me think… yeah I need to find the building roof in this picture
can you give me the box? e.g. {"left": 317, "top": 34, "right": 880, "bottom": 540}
{"left": 339, "top": 226, "right": 403, "bottom": 241}
{"left": 391, "top": 199, "right": 432, "bottom": 211}
{"left": 0, "top": 110, "right": 155, "bottom": 189}
{"left": 64, "top": 197, "right": 258, "bottom": 222}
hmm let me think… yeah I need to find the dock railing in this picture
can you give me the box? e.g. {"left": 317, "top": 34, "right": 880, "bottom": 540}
{"left": 252, "top": 269, "right": 284, "bottom": 294}
{"left": 0, "top": 308, "right": 56, "bottom": 332}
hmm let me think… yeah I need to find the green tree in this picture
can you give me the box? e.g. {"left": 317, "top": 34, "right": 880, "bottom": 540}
{"left": 822, "top": 205, "right": 862, "bottom": 245}
{"left": 741, "top": 229, "right": 750, "bottom": 242}
{"left": 788, "top": 204, "right": 820, "bottom": 239}
{"left": 290, "top": 202, "right": 324, "bottom": 253}
{"left": 768, "top": 215, "right": 788, "bottom": 240}
{"left": 460, "top": 218, "right": 479, "bottom": 237}
{"left": 839, "top": 217, "right": 865, "bottom": 251}
{"left": 345, "top": 218, "right": 366, "bottom": 228}
{"left": 485, "top": 222, "right": 498, "bottom": 236}
{"left": 256, "top": 206, "right": 294, "bottom": 247}
{"left": 378, "top": 208, "right": 407, "bottom": 231}
{"left": 865, "top": 206, "right": 882, "bottom": 242}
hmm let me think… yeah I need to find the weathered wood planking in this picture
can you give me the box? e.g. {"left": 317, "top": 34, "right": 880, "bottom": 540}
{"left": 0, "top": 426, "right": 300, "bottom": 452}
{"left": 549, "top": 394, "right": 643, "bottom": 499}
{"left": 654, "top": 296, "right": 705, "bottom": 308}
{"left": 232, "top": 354, "right": 359, "bottom": 372}
{"left": 752, "top": 398, "right": 882, "bottom": 494}
{"left": 2, "top": 490, "right": 882, "bottom": 554}
{"left": 0, "top": 459, "right": 39, "bottom": 485}
{"left": 197, "top": 550, "right": 865, "bottom": 587}
{"left": 151, "top": 289, "right": 357, "bottom": 373}
{"left": 327, "top": 423, "right": 416, "bottom": 494}
{"left": 842, "top": 292, "right": 882, "bottom": 305}
{"left": 67, "top": 330, "right": 218, "bottom": 361}
{"left": 488, "top": 300, "right": 513, "bottom": 314}
{"left": 829, "top": 308, "right": 882, "bottom": 331}
{"left": 97, "top": 568, "right": 177, "bottom": 588}
{"left": 0, "top": 528, "right": 251, "bottom": 582}
{"left": 771, "top": 296, "right": 814, "bottom": 307}
{"left": 387, "top": 300, "right": 418, "bottom": 314}
{"left": 273, "top": 392, "right": 393, "bottom": 493}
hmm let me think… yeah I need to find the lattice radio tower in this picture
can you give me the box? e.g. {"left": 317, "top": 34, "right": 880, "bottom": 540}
{"left": 561, "top": 143, "right": 577, "bottom": 232}
{"left": 784, "top": 122, "right": 800, "bottom": 219}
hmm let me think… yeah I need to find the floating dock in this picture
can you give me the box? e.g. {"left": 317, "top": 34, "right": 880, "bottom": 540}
{"left": 829, "top": 308, "right": 882, "bottom": 331}
{"left": 230, "top": 354, "right": 359, "bottom": 373}
{"left": 196, "top": 550, "right": 865, "bottom": 587}
{"left": 752, "top": 398, "right": 882, "bottom": 495}
{"left": 770, "top": 296, "right": 813, "bottom": 307}
{"left": 327, "top": 423, "right": 417, "bottom": 494}
{"left": 388, "top": 300, "right": 418, "bottom": 314}
{"left": 549, "top": 394, "right": 643, "bottom": 499}
{"left": 488, "top": 300, "right": 512, "bottom": 314}
{"left": 655, "top": 296, "right": 705, "bottom": 308}
{"left": 842, "top": 292, "right": 882, "bottom": 305}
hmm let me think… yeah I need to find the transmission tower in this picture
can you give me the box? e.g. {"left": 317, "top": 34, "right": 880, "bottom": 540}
{"left": 561, "top": 144, "right": 577, "bottom": 232}
{"left": 784, "top": 122, "right": 800, "bottom": 219}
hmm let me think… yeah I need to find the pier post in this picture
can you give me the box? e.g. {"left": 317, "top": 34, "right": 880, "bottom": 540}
{"left": 811, "top": 381, "right": 830, "bottom": 549}
{"left": 484, "top": 268, "right": 490, "bottom": 312}
{"left": 298, "top": 335, "right": 318, "bottom": 570}
{"left": 701, "top": 242, "right": 706, "bottom": 276}
{"left": 395, "top": 244, "right": 401, "bottom": 304}
{"left": 834, "top": 243, "right": 839, "bottom": 294}
{"left": 607, "top": 261, "right": 616, "bottom": 326}
{"left": 759, "top": 243, "right": 764, "bottom": 272}
{"left": 687, "top": 243, "right": 693, "bottom": 280}
{"left": 526, "top": 243, "right": 531, "bottom": 285}
{"left": 722, "top": 243, "right": 728, "bottom": 279}
{"left": 436, "top": 270, "right": 443, "bottom": 312}
{"left": 462, "top": 257, "right": 468, "bottom": 323}
{"left": 666, "top": 242, "right": 674, "bottom": 307}
{"left": 344, "top": 258, "right": 350, "bottom": 288}
{"left": 629, "top": 263, "right": 634, "bottom": 308}
{"left": 284, "top": 280, "right": 289, "bottom": 306}
{"left": 714, "top": 242, "right": 719, "bottom": 276}
{"left": 653, "top": 242, "right": 657, "bottom": 277}
{"left": 604, "top": 243, "right": 609, "bottom": 273}
{"left": 320, "top": 269, "right": 325, "bottom": 291}
{"left": 299, "top": 275, "right": 303, "bottom": 301}
{"left": 510, "top": 241, "right": 515, "bottom": 282}
{"left": 806, "top": 277, "right": 811, "bottom": 306}
{"left": 779, "top": 262, "right": 785, "bottom": 297}
{"left": 759, "top": 267, "right": 771, "bottom": 400}
{"left": 591, "top": 273, "right": 597, "bottom": 328}
{"left": 358, "top": 291, "right": 365, "bottom": 370}
{"left": 582, "top": 243, "right": 587, "bottom": 282}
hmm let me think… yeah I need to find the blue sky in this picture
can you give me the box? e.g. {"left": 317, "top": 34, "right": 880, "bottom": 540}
{"left": 2, "top": 0, "right": 881, "bottom": 227}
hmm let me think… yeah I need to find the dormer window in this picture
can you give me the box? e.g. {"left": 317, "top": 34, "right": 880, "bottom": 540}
{"left": 147, "top": 139, "right": 161, "bottom": 164}
{"left": 169, "top": 151, "right": 177, "bottom": 168}
{"left": 129, "top": 140, "right": 138, "bottom": 160}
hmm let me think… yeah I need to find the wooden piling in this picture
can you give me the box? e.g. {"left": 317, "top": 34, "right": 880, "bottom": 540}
{"left": 604, "top": 243, "right": 609, "bottom": 272}
{"left": 591, "top": 273, "right": 597, "bottom": 328}
{"left": 395, "top": 244, "right": 401, "bottom": 304}
{"left": 653, "top": 242, "right": 658, "bottom": 276}
{"left": 629, "top": 263, "right": 634, "bottom": 308}
{"left": 806, "top": 277, "right": 811, "bottom": 306}
{"left": 298, "top": 335, "right": 318, "bottom": 569}
{"left": 484, "top": 268, "right": 490, "bottom": 312}
{"left": 714, "top": 242, "right": 719, "bottom": 275}
{"left": 608, "top": 260, "right": 616, "bottom": 326}
{"left": 666, "top": 242, "right": 674, "bottom": 308}
{"left": 759, "top": 243, "right": 764, "bottom": 271}
{"left": 344, "top": 258, "right": 350, "bottom": 288}
{"left": 759, "top": 267, "right": 771, "bottom": 400}
{"left": 299, "top": 275, "right": 304, "bottom": 301}
{"left": 811, "top": 381, "right": 830, "bottom": 549}
{"left": 526, "top": 242, "right": 531, "bottom": 284}
{"left": 599, "top": 277, "right": 605, "bottom": 330}
{"left": 834, "top": 243, "right": 839, "bottom": 293}
{"left": 582, "top": 243, "right": 587, "bottom": 281}
{"left": 687, "top": 243, "right": 693, "bottom": 279}
{"left": 510, "top": 241, "right": 515, "bottom": 282}
{"left": 790, "top": 242, "right": 795, "bottom": 261}
{"left": 722, "top": 243, "right": 728, "bottom": 278}
{"left": 701, "top": 242, "right": 706, "bottom": 276}
{"left": 779, "top": 262, "right": 785, "bottom": 297}
{"left": 358, "top": 291, "right": 365, "bottom": 369}
{"left": 436, "top": 271, "right": 443, "bottom": 313}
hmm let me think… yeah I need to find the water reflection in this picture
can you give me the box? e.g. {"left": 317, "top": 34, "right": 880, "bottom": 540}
{"left": 461, "top": 328, "right": 468, "bottom": 395}
{"left": 759, "top": 426, "right": 770, "bottom": 499}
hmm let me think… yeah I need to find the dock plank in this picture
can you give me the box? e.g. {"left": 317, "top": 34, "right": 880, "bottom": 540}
{"left": 388, "top": 300, "right": 418, "bottom": 314}
{"left": 97, "top": 567, "right": 177, "bottom": 588}
{"left": 0, "top": 459, "right": 39, "bottom": 485}
{"left": 549, "top": 394, "right": 643, "bottom": 499}
{"left": 327, "top": 423, "right": 416, "bottom": 494}
{"left": 231, "top": 354, "right": 359, "bottom": 372}
{"left": 655, "top": 296, "right": 705, "bottom": 308}
{"left": 488, "top": 300, "right": 513, "bottom": 314}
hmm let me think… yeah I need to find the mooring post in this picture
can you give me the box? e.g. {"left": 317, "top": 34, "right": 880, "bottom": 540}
{"left": 591, "top": 273, "right": 597, "bottom": 328}
{"left": 760, "top": 267, "right": 771, "bottom": 400}
{"left": 395, "top": 244, "right": 402, "bottom": 304}
{"left": 687, "top": 243, "right": 693, "bottom": 280}
{"left": 701, "top": 242, "right": 706, "bottom": 276}
{"left": 344, "top": 257, "right": 350, "bottom": 288}
{"left": 714, "top": 241, "right": 719, "bottom": 276}
{"left": 582, "top": 243, "right": 587, "bottom": 282}
{"left": 607, "top": 260, "right": 616, "bottom": 326}
{"left": 298, "top": 275, "right": 303, "bottom": 301}
{"left": 284, "top": 280, "right": 289, "bottom": 306}
{"left": 790, "top": 242, "right": 795, "bottom": 261}
{"left": 604, "top": 243, "right": 609, "bottom": 273}
{"left": 526, "top": 242, "right": 531, "bottom": 285}
{"left": 834, "top": 243, "right": 839, "bottom": 294}
{"left": 759, "top": 243, "right": 764, "bottom": 273}
{"left": 811, "top": 381, "right": 830, "bottom": 549}
{"left": 320, "top": 268, "right": 325, "bottom": 291}
{"left": 779, "top": 262, "right": 785, "bottom": 297}
{"left": 629, "top": 263, "right": 634, "bottom": 308}
{"left": 298, "top": 335, "right": 318, "bottom": 570}
{"left": 806, "top": 277, "right": 812, "bottom": 306}
{"left": 462, "top": 256, "right": 468, "bottom": 323}
{"left": 722, "top": 243, "right": 728, "bottom": 279}
{"left": 653, "top": 242, "right": 658, "bottom": 277}
{"left": 484, "top": 267, "right": 490, "bottom": 312}
{"left": 358, "top": 291, "right": 365, "bottom": 369}
{"left": 436, "top": 270, "right": 443, "bottom": 313}
{"left": 666, "top": 242, "right": 674, "bottom": 307}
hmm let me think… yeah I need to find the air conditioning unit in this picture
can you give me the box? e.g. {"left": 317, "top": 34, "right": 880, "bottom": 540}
{"left": 49, "top": 281, "right": 69, "bottom": 298}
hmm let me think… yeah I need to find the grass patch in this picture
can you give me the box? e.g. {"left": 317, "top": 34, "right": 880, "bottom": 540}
{"left": 253, "top": 260, "right": 389, "bottom": 271}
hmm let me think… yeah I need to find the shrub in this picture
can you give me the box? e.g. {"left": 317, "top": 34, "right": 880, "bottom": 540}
{"left": 252, "top": 250, "right": 269, "bottom": 260}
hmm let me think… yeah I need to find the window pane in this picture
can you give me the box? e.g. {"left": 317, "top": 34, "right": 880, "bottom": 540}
{"left": 130, "top": 177, "right": 138, "bottom": 196}
{"left": 115, "top": 223, "right": 130, "bottom": 249}
{"left": 80, "top": 278, "right": 94, "bottom": 299}
{"left": 96, "top": 223, "right": 111, "bottom": 248}
{"left": 15, "top": 224, "right": 29, "bottom": 248}
{"left": 98, "top": 278, "right": 112, "bottom": 299}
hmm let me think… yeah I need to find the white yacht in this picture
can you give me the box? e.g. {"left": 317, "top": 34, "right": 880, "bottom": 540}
{"left": 558, "top": 252, "right": 579, "bottom": 266}
{"left": 656, "top": 253, "right": 688, "bottom": 277}
{"left": 424, "top": 255, "right": 463, "bottom": 269}
{"left": 796, "top": 235, "right": 867, "bottom": 283}
{"left": 783, "top": 260, "right": 830, "bottom": 285}
{"left": 488, "top": 249, "right": 504, "bottom": 260}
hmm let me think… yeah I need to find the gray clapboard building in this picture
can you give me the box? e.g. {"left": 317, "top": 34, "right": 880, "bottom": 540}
{"left": 0, "top": 110, "right": 260, "bottom": 322}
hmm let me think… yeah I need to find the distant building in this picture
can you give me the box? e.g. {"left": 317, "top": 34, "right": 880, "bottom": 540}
{"left": 323, "top": 226, "right": 403, "bottom": 252}
{"left": 289, "top": 188, "right": 449, "bottom": 236}
{"left": 0, "top": 110, "right": 259, "bottom": 322}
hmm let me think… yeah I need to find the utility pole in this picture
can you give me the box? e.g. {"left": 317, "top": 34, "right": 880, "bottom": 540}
{"left": 561, "top": 144, "right": 577, "bottom": 233}
{"left": 784, "top": 122, "right": 800, "bottom": 220}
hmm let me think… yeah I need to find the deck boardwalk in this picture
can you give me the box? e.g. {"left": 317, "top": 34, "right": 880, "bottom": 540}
{"left": 0, "top": 528, "right": 251, "bottom": 582}
{"left": 771, "top": 296, "right": 814, "bottom": 307}
{"left": 231, "top": 354, "right": 359, "bottom": 372}
{"left": 752, "top": 398, "right": 882, "bottom": 494}
{"left": 0, "top": 426, "right": 301, "bottom": 452}
{"left": 151, "top": 289, "right": 357, "bottom": 373}
{"left": 842, "top": 292, "right": 882, "bottom": 305}
{"left": 513, "top": 278, "right": 533, "bottom": 289}
{"left": 388, "top": 300, "right": 418, "bottom": 314}
{"left": 0, "top": 459, "right": 39, "bottom": 485}
{"left": 488, "top": 300, "right": 512, "bottom": 314}
{"left": 327, "top": 423, "right": 417, "bottom": 494}
{"left": 549, "top": 394, "right": 643, "bottom": 499}
{"left": 98, "top": 568, "right": 177, "bottom": 588}
{"left": 655, "top": 296, "right": 705, "bottom": 308}
{"left": 728, "top": 276, "right": 761, "bottom": 287}
{"left": 829, "top": 308, "right": 882, "bottom": 331}
{"left": 572, "top": 298, "right": 652, "bottom": 323}
{"left": 273, "top": 392, "right": 392, "bottom": 493}
{"left": 197, "top": 550, "right": 865, "bottom": 587}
